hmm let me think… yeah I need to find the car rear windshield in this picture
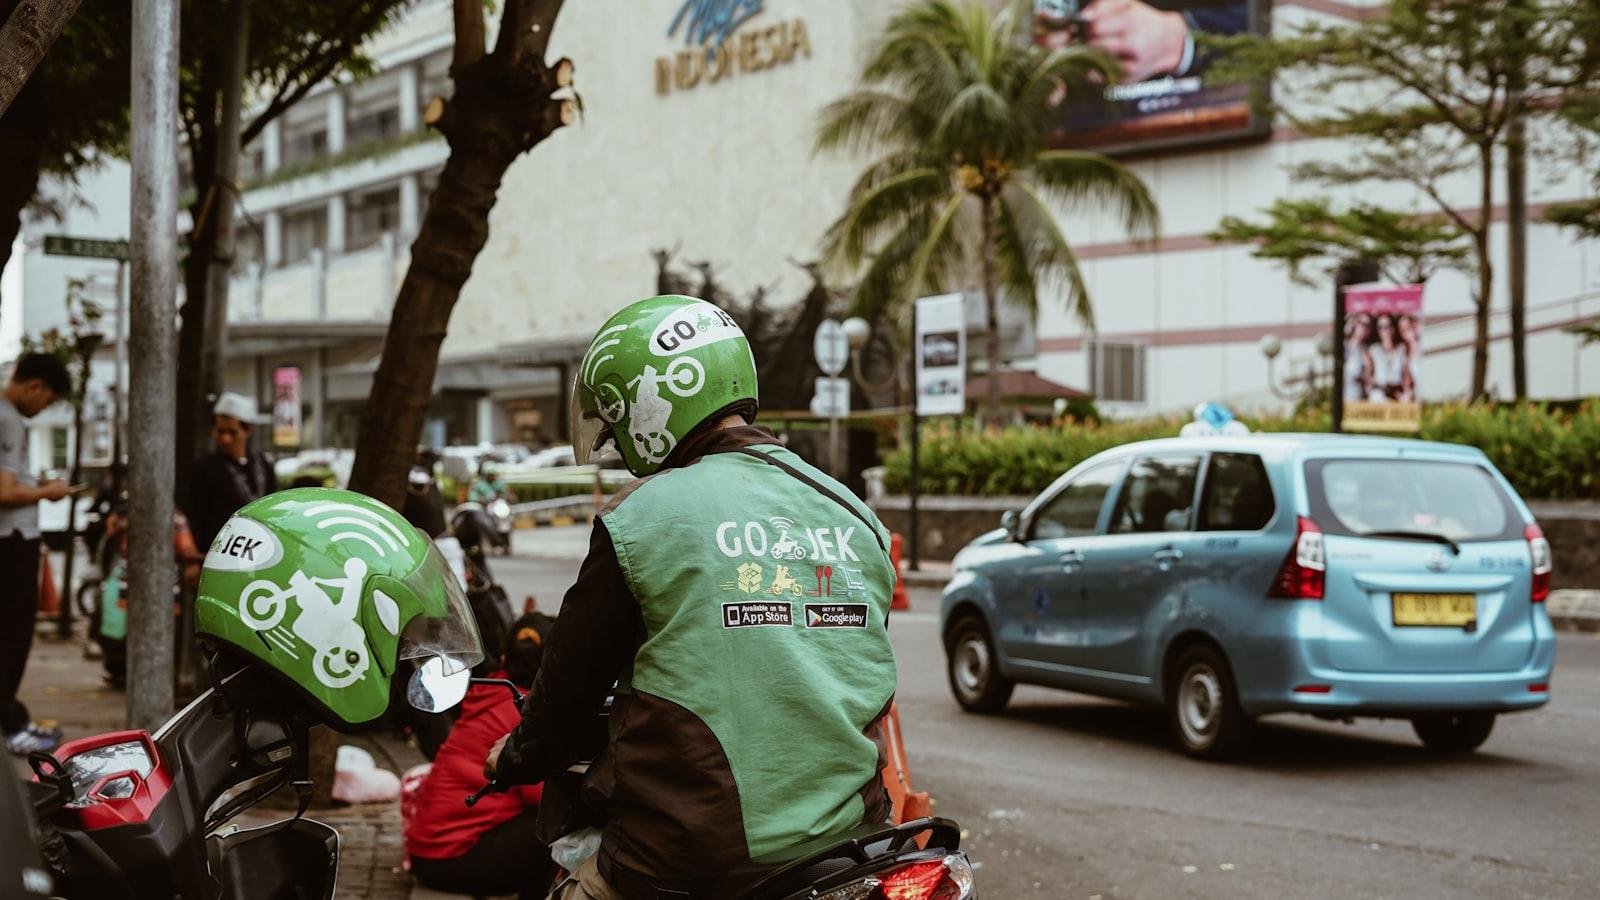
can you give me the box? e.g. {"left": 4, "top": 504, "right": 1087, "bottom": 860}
{"left": 1304, "top": 458, "right": 1523, "bottom": 543}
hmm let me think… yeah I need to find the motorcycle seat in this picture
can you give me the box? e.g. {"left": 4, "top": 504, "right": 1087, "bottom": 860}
{"left": 703, "top": 820, "right": 906, "bottom": 899}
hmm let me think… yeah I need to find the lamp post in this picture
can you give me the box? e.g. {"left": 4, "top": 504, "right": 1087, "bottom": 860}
{"left": 1259, "top": 331, "right": 1334, "bottom": 404}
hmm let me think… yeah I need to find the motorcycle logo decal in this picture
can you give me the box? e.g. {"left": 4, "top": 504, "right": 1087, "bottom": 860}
{"left": 651, "top": 302, "right": 740, "bottom": 356}
{"left": 204, "top": 517, "right": 285, "bottom": 572}
{"left": 768, "top": 565, "right": 803, "bottom": 597}
{"left": 722, "top": 601, "right": 793, "bottom": 628}
{"left": 804, "top": 604, "right": 869, "bottom": 628}
{"left": 238, "top": 557, "right": 371, "bottom": 688}
{"left": 626, "top": 357, "right": 705, "bottom": 465}
{"left": 768, "top": 517, "right": 807, "bottom": 560}
{"left": 722, "top": 562, "right": 765, "bottom": 594}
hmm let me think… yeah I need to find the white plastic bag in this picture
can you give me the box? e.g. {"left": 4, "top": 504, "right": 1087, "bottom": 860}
{"left": 549, "top": 827, "right": 604, "bottom": 873}
{"left": 333, "top": 744, "right": 400, "bottom": 804}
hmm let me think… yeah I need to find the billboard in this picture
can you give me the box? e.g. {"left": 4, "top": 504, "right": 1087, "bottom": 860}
{"left": 916, "top": 293, "right": 967, "bottom": 417}
{"left": 1030, "top": 1, "right": 1271, "bottom": 154}
{"left": 1342, "top": 284, "right": 1424, "bottom": 434}
{"left": 272, "top": 366, "right": 302, "bottom": 448}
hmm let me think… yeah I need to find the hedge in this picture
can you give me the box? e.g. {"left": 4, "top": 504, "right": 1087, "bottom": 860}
{"left": 881, "top": 401, "right": 1600, "bottom": 501}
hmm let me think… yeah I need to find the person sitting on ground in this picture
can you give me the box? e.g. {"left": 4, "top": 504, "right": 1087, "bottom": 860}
{"left": 404, "top": 612, "right": 558, "bottom": 899}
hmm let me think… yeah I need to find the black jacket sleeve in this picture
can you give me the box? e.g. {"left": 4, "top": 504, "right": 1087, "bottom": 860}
{"left": 494, "top": 518, "right": 644, "bottom": 784}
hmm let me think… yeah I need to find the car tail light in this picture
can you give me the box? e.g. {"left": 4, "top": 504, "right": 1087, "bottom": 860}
{"left": 1525, "top": 523, "right": 1551, "bottom": 602}
{"left": 1528, "top": 682, "right": 1549, "bottom": 693}
{"left": 817, "top": 857, "right": 975, "bottom": 900}
{"left": 1293, "top": 683, "right": 1332, "bottom": 694}
{"left": 1269, "top": 516, "right": 1325, "bottom": 599}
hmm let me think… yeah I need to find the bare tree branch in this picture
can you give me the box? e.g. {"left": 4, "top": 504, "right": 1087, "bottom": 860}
{"left": 0, "top": 0, "right": 83, "bottom": 118}
{"left": 453, "top": 0, "right": 485, "bottom": 70}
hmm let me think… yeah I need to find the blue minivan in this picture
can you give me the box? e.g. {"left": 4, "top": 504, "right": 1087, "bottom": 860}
{"left": 939, "top": 434, "right": 1555, "bottom": 758}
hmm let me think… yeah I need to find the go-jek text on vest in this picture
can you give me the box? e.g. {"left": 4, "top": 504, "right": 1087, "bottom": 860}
{"left": 715, "top": 520, "right": 860, "bottom": 562}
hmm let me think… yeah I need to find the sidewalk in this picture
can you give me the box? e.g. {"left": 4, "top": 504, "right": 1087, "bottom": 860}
{"left": 899, "top": 563, "right": 1600, "bottom": 633}
{"left": 10, "top": 620, "right": 437, "bottom": 899}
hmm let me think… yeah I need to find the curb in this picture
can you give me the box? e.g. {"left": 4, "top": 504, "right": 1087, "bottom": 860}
{"left": 1549, "top": 612, "right": 1600, "bottom": 633}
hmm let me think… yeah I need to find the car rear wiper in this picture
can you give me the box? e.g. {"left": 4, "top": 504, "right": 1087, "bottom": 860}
{"left": 1362, "top": 530, "right": 1460, "bottom": 556}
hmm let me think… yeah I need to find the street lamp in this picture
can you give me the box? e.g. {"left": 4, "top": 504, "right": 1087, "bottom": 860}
{"left": 1259, "top": 331, "right": 1333, "bottom": 403}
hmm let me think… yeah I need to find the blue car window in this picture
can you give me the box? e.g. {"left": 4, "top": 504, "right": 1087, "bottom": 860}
{"left": 1198, "top": 453, "right": 1274, "bottom": 531}
{"left": 1305, "top": 458, "right": 1520, "bottom": 542}
{"left": 1109, "top": 456, "right": 1201, "bottom": 535}
{"left": 1031, "top": 461, "right": 1121, "bottom": 540}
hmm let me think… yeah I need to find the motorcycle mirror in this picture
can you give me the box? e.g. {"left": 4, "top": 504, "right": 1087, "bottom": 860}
{"left": 407, "top": 657, "right": 472, "bottom": 713}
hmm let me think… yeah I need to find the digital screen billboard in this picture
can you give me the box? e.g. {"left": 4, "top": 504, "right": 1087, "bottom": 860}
{"left": 1030, "top": 1, "right": 1272, "bottom": 154}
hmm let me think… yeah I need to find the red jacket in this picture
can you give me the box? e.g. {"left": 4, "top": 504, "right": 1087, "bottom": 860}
{"left": 405, "top": 673, "right": 542, "bottom": 860}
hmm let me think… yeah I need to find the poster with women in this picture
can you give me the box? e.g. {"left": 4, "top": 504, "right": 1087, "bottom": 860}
{"left": 1342, "top": 284, "right": 1424, "bottom": 433}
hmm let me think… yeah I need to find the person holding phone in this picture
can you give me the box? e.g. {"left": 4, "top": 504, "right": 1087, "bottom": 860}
{"left": 0, "top": 353, "right": 74, "bottom": 756}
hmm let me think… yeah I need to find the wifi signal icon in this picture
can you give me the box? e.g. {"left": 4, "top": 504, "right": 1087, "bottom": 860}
{"left": 769, "top": 516, "right": 796, "bottom": 532}
{"left": 302, "top": 500, "right": 413, "bottom": 558}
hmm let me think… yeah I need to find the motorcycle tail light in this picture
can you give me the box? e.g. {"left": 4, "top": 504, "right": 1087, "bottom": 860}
{"left": 815, "top": 856, "right": 975, "bottom": 900}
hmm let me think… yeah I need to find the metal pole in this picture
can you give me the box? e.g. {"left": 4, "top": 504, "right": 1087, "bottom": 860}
{"left": 828, "top": 409, "right": 840, "bottom": 480}
{"left": 127, "top": 0, "right": 179, "bottom": 732}
{"left": 907, "top": 303, "right": 920, "bottom": 571}
{"left": 1332, "top": 260, "right": 1379, "bottom": 434}
{"left": 198, "top": 0, "right": 250, "bottom": 447}
{"left": 114, "top": 260, "right": 127, "bottom": 472}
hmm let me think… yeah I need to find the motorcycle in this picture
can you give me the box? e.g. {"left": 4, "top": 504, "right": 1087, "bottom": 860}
{"left": 453, "top": 497, "right": 513, "bottom": 557}
{"left": 408, "top": 659, "right": 979, "bottom": 899}
{"left": 23, "top": 661, "right": 339, "bottom": 899}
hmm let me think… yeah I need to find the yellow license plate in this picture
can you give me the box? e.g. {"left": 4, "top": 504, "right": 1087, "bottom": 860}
{"left": 1392, "top": 593, "right": 1476, "bottom": 627}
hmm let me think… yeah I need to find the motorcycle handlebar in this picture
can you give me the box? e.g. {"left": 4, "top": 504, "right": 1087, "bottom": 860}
{"left": 465, "top": 778, "right": 511, "bottom": 808}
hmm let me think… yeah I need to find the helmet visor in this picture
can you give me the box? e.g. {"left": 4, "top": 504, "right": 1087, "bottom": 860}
{"left": 396, "top": 541, "right": 484, "bottom": 675}
{"left": 569, "top": 379, "right": 614, "bottom": 467}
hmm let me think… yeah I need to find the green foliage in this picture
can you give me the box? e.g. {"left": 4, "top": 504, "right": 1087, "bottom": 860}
{"left": 883, "top": 402, "right": 1600, "bottom": 501}
{"left": 1212, "top": 197, "right": 1472, "bottom": 287}
{"left": 814, "top": 0, "right": 1158, "bottom": 325}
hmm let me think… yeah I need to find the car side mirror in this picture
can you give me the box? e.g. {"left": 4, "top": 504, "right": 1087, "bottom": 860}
{"left": 1001, "top": 509, "right": 1022, "bottom": 542}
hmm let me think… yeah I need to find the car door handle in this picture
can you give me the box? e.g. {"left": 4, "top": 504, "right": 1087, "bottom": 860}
{"left": 1059, "top": 549, "right": 1085, "bottom": 570}
{"left": 1152, "top": 547, "right": 1184, "bottom": 567}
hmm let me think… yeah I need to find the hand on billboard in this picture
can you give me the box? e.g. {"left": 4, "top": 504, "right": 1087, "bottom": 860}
{"left": 1080, "top": 0, "right": 1190, "bottom": 83}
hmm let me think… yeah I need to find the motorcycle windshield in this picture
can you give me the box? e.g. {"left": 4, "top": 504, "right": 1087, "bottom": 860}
{"left": 395, "top": 541, "right": 484, "bottom": 675}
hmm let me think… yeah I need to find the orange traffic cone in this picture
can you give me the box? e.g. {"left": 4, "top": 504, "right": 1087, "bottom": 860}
{"left": 879, "top": 701, "right": 933, "bottom": 837}
{"left": 38, "top": 550, "right": 59, "bottom": 615}
{"left": 890, "top": 533, "right": 911, "bottom": 611}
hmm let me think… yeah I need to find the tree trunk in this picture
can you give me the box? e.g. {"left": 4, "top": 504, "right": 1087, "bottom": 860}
{"left": 1506, "top": 81, "right": 1528, "bottom": 400}
{"left": 0, "top": 106, "right": 44, "bottom": 287}
{"left": 347, "top": 0, "right": 571, "bottom": 509}
{"left": 199, "top": 0, "right": 250, "bottom": 433}
{"left": 1471, "top": 144, "right": 1494, "bottom": 401}
{"left": 0, "top": 0, "right": 84, "bottom": 117}
{"left": 979, "top": 194, "right": 1002, "bottom": 427}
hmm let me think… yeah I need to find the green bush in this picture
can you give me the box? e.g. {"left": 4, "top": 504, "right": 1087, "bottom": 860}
{"left": 882, "top": 401, "right": 1600, "bottom": 501}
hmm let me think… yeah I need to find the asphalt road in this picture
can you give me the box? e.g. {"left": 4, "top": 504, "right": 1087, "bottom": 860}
{"left": 493, "top": 538, "right": 1600, "bottom": 899}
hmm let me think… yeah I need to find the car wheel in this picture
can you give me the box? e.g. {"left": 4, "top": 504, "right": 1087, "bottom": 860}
{"left": 1411, "top": 712, "right": 1495, "bottom": 753}
{"left": 1167, "top": 644, "right": 1251, "bottom": 760}
{"left": 946, "top": 617, "right": 1013, "bottom": 713}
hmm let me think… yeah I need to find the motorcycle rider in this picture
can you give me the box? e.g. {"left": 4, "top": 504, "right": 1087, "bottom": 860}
{"left": 469, "top": 463, "right": 510, "bottom": 505}
{"left": 486, "top": 295, "right": 899, "bottom": 898}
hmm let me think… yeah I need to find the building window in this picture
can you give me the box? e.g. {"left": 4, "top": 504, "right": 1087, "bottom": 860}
{"left": 282, "top": 128, "right": 328, "bottom": 167}
{"left": 281, "top": 206, "right": 327, "bottom": 266}
{"left": 347, "top": 186, "right": 400, "bottom": 252}
{"left": 50, "top": 427, "right": 69, "bottom": 470}
{"left": 1088, "top": 340, "right": 1147, "bottom": 403}
{"left": 348, "top": 106, "right": 400, "bottom": 147}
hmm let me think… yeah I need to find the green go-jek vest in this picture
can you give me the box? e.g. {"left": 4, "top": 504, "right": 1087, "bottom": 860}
{"left": 598, "top": 444, "right": 898, "bottom": 867}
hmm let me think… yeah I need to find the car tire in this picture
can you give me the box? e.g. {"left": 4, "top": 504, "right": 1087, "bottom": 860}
{"left": 1166, "top": 643, "right": 1252, "bottom": 760}
{"left": 1411, "top": 712, "right": 1495, "bottom": 753}
{"left": 946, "top": 616, "right": 1013, "bottom": 713}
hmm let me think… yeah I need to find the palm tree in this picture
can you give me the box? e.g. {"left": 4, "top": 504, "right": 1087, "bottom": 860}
{"left": 816, "top": 0, "right": 1159, "bottom": 425}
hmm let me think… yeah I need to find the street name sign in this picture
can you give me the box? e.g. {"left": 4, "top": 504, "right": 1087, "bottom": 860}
{"left": 43, "top": 235, "right": 130, "bottom": 261}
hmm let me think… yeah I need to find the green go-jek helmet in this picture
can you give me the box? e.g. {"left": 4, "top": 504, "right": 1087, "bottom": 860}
{"left": 571, "top": 295, "right": 759, "bottom": 476}
{"left": 194, "top": 488, "right": 483, "bottom": 730}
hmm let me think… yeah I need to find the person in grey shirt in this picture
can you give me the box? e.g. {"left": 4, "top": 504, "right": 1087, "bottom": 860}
{"left": 0, "top": 353, "right": 74, "bottom": 756}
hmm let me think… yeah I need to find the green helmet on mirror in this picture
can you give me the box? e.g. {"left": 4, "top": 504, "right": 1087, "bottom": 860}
{"left": 193, "top": 488, "right": 484, "bottom": 730}
{"left": 571, "top": 295, "right": 759, "bottom": 476}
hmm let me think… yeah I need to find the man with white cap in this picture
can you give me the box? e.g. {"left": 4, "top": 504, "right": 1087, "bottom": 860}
{"left": 183, "top": 392, "right": 275, "bottom": 553}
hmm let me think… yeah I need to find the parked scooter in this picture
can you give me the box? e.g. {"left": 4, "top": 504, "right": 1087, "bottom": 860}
{"left": 19, "top": 488, "right": 490, "bottom": 899}
{"left": 408, "top": 660, "right": 980, "bottom": 899}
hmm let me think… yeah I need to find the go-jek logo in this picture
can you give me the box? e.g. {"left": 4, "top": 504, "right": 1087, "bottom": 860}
{"left": 716, "top": 519, "right": 861, "bottom": 562}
